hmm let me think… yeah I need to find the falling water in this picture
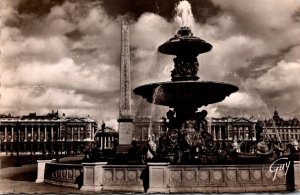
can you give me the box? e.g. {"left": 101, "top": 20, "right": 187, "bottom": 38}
{"left": 243, "top": 85, "right": 282, "bottom": 142}
{"left": 135, "top": 0, "right": 196, "bottom": 142}
{"left": 174, "top": 0, "right": 195, "bottom": 29}
{"left": 148, "top": 85, "right": 164, "bottom": 140}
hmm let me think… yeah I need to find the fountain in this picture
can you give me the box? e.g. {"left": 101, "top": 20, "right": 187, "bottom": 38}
{"left": 36, "top": 1, "right": 299, "bottom": 192}
{"left": 133, "top": 26, "right": 238, "bottom": 163}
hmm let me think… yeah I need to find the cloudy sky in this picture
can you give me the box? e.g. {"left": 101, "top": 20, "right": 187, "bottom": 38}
{"left": 1, "top": 0, "right": 300, "bottom": 128}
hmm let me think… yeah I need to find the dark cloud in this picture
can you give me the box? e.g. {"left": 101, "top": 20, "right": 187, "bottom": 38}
{"left": 17, "top": 0, "right": 67, "bottom": 16}
{"left": 1, "top": 0, "right": 300, "bottom": 125}
{"left": 100, "top": 0, "right": 220, "bottom": 22}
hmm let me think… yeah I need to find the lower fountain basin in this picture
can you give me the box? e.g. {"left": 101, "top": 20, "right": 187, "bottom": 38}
{"left": 133, "top": 81, "right": 239, "bottom": 108}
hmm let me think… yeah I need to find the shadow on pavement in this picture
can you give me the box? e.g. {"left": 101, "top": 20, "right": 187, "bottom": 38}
{"left": 6, "top": 166, "right": 37, "bottom": 182}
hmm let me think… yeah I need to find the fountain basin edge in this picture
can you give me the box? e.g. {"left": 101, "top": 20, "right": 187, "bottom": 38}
{"left": 133, "top": 80, "right": 239, "bottom": 108}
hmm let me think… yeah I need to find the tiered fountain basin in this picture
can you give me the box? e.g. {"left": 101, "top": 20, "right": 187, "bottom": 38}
{"left": 158, "top": 35, "right": 212, "bottom": 56}
{"left": 133, "top": 81, "right": 238, "bottom": 107}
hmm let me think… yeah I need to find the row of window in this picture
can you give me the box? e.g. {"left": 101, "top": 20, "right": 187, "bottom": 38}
{"left": 212, "top": 126, "right": 252, "bottom": 132}
{"left": 270, "top": 129, "right": 300, "bottom": 133}
{"left": 0, "top": 129, "right": 91, "bottom": 141}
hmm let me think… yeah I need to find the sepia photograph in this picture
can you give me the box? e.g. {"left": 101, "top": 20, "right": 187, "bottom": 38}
{"left": 0, "top": 0, "right": 300, "bottom": 194}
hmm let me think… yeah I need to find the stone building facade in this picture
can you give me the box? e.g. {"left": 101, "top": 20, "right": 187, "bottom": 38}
{"left": 133, "top": 117, "right": 165, "bottom": 145}
{"left": 210, "top": 116, "right": 257, "bottom": 149}
{"left": 211, "top": 116, "right": 257, "bottom": 141}
{"left": 94, "top": 125, "right": 118, "bottom": 150}
{"left": 0, "top": 111, "right": 97, "bottom": 155}
{"left": 258, "top": 109, "right": 300, "bottom": 146}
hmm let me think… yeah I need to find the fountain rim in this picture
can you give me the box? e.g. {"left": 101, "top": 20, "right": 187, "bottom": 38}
{"left": 158, "top": 36, "right": 213, "bottom": 55}
{"left": 134, "top": 80, "right": 239, "bottom": 91}
{"left": 133, "top": 80, "right": 239, "bottom": 107}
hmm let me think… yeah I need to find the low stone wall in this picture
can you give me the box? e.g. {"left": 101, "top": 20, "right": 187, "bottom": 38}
{"left": 44, "top": 162, "right": 83, "bottom": 188}
{"left": 167, "top": 164, "right": 286, "bottom": 193}
{"left": 101, "top": 165, "right": 146, "bottom": 192}
{"left": 39, "top": 161, "right": 299, "bottom": 193}
{"left": 294, "top": 161, "right": 300, "bottom": 191}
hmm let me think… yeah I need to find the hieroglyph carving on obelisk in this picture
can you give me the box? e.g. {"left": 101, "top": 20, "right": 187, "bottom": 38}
{"left": 119, "top": 19, "right": 132, "bottom": 119}
{"left": 118, "top": 19, "right": 133, "bottom": 147}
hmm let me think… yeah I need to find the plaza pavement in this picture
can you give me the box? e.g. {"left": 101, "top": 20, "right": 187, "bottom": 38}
{"left": 0, "top": 163, "right": 82, "bottom": 194}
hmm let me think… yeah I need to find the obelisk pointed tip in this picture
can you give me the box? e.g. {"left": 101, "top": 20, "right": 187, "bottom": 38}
{"left": 122, "top": 18, "right": 128, "bottom": 25}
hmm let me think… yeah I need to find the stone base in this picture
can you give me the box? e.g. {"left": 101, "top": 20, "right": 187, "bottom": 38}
{"left": 102, "top": 186, "right": 144, "bottom": 193}
{"left": 80, "top": 186, "right": 102, "bottom": 192}
{"left": 35, "top": 179, "right": 44, "bottom": 183}
{"left": 44, "top": 179, "right": 78, "bottom": 188}
{"left": 118, "top": 120, "right": 133, "bottom": 146}
{"left": 147, "top": 187, "right": 169, "bottom": 193}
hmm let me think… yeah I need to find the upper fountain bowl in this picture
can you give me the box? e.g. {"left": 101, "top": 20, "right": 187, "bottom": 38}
{"left": 158, "top": 26, "right": 212, "bottom": 56}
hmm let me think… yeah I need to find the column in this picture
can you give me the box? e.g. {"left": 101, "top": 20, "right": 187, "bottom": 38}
{"left": 77, "top": 129, "right": 80, "bottom": 141}
{"left": 58, "top": 127, "right": 60, "bottom": 141}
{"left": 89, "top": 124, "right": 92, "bottom": 139}
{"left": 100, "top": 136, "right": 104, "bottom": 150}
{"left": 107, "top": 136, "right": 110, "bottom": 149}
{"left": 11, "top": 127, "right": 14, "bottom": 141}
{"left": 238, "top": 127, "right": 240, "bottom": 140}
{"left": 31, "top": 127, "right": 34, "bottom": 141}
{"left": 213, "top": 126, "right": 216, "bottom": 140}
{"left": 109, "top": 136, "right": 112, "bottom": 148}
{"left": 38, "top": 126, "right": 40, "bottom": 141}
{"left": 4, "top": 126, "right": 7, "bottom": 141}
{"left": 104, "top": 136, "right": 107, "bottom": 149}
{"left": 91, "top": 124, "right": 94, "bottom": 140}
{"left": 226, "top": 126, "right": 229, "bottom": 140}
{"left": 71, "top": 127, "right": 74, "bottom": 141}
{"left": 219, "top": 127, "right": 222, "bottom": 140}
{"left": 18, "top": 128, "right": 20, "bottom": 141}
{"left": 25, "top": 127, "right": 28, "bottom": 141}
{"left": 44, "top": 126, "right": 47, "bottom": 141}
{"left": 51, "top": 126, "right": 54, "bottom": 141}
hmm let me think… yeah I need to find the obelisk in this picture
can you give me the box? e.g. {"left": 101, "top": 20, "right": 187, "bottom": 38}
{"left": 117, "top": 19, "right": 134, "bottom": 153}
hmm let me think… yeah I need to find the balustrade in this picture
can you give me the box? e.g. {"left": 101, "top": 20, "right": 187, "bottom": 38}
{"left": 44, "top": 163, "right": 83, "bottom": 188}
{"left": 38, "top": 161, "right": 292, "bottom": 193}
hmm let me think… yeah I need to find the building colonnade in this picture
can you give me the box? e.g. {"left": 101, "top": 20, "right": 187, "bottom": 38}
{"left": 0, "top": 114, "right": 97, "bottom": 155}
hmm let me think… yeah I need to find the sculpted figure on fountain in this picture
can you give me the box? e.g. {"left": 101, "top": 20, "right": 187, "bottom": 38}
{"left": 171, "top": 55, "right": 199, "bottom": 81}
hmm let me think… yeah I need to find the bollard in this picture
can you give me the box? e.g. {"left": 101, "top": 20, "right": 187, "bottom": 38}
{"left": 147, "top": 162, "right": 170, "bottom": 193}
{"left": 80, "top": 162, "right": 107, "bottom": 192}
{"left": 35, "top": 160, "right": 52, "bottom": 183}
{"left": 294, "top": 161, "right": 300, "bottom": 191}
